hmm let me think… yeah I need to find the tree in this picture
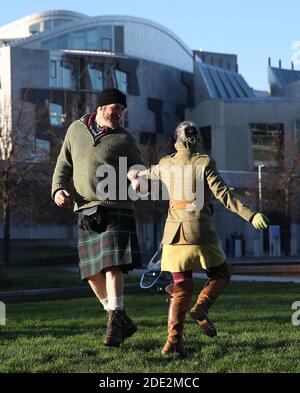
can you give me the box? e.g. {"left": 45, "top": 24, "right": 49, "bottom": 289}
{"left": 0, "top": 91, "right": 73, "bottom": 266}
{"left": 132, "top": 128, "right": 174, "bottom": 251}
{"left": 259, "top": 137, "right": 300, "bottom": 255}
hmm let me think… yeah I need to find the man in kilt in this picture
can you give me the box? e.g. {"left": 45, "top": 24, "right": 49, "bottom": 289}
{"left": 52, "top": 88, "right": 143, "bottom": 347}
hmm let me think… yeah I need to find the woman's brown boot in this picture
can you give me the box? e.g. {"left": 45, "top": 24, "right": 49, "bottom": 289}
{"left": 161, "top": 280, "right": 193, "bottom": 358}
{"left": 189, "top": 262, "right": 231, "bottom": 337}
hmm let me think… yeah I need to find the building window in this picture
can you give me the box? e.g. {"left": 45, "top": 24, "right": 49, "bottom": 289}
{"left": 57, "top": 34, "right": 69, "bottom": 49}
{"left": 199, "top": 126, "right": 212, "bottom": 154}
{"left": 42, "top": 26, "right": 114, "bottom": 51}
{"left": 251, "top": 123, "right": 284, "bottom": 166}
{"left": 26, "top": 138, "right": 50, "bottom": 163}
{"left": 86, "top": 28, "right": 99, "bottom": 50}
{"left": 50, "top": 61, "right": 57, "bottom": 79}
{"left": 114, "top": 70, "right": 128, "bottom": 93}
{"left": 102, "top": 38, "right": 112, "bottom": 51}
{"left": 100, "top": 26, "right": 112, "bottom": 51}
{"left": 49, "top": 103, "right": 65, "bottom": 126}
{"left": 50, "top": 60, "right": 77, "bottom": 89}
{"left": 61, "top": 62, "right": 77, "bottom": 89}
{"left": 114, "top": 26, "right": 124, "bottom": 53}
{"left": 53, "top": 19, "right": 64, "bottom": 27}
{"left": 29, "top": 23, "right": 40, "bottom": 35}
{"left": 87, "top": 65, "right": 104, "bottom": 90}
{"left": 227, "top": 62, "right": 231, "bottom": 71}
{"left": 41, "top": 38, "right": 57, "bottom": 50}
{"left": 32, "top": 138, "right": 50, "bottom": 162}
{"left": 219, "top": 59, "right": 223, "bottom": 68}
{"left": 72, "top": 31, "right": 86, "bottom": 50}
{"left": 44, "top": 20, "right": 52, "bottom": 31}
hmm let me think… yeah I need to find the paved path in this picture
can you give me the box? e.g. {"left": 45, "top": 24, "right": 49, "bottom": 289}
{"left": 130, "top": 269, "right": 300, "bottom": 283}
{"left": 1, "top": 265, "right": 299, "bottom": 304}
{"left": 67, "top": 266, "right": 300, "bottom": 283}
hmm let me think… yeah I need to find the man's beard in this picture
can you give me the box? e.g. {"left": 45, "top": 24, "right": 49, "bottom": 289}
{"left": 103, "top": 113, "right": 120, "bottom": 128}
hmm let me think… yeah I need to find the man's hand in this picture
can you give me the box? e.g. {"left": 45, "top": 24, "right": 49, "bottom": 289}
{"left": 54, "top": 189, "right": 71, "bottom": 208}
{"left": 251, "top": 213, "right": 270, "bottom": 230}
{"left": 131, "top": 176, "right": 141, "bottom": 192}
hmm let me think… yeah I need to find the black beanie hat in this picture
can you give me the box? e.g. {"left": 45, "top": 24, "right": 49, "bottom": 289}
{"left": 98, "top": 88, "right": 127, "bottom": 108}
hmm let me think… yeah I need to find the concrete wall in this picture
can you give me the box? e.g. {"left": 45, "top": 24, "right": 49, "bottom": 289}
{"left": 130, "top": 59, "right": 190, "bottom": 137}
{"left": 187, "top": 98, "right": 300, "bottom": 171}
{"left": 186, "top": 97, "right": 300, "bottom": 255}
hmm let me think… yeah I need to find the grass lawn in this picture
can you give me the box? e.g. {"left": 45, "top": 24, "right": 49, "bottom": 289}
{"left": 0, "top": 266, "right": 84, "bottom": 291}
{"left": 0, "top": 280, "right": 300, "bottom": 373}
{"left": 0, "top": 266, "right": 141, "bottom": 292}
{"left": 10, "top": 246, "right": 77, "bottom": 264}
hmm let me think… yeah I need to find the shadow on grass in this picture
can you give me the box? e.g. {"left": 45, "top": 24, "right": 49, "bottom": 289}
{"left": 0, "top": 321, "right": 106, "bottom": 341}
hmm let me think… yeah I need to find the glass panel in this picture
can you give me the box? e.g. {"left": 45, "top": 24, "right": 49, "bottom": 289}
{"left": 72, "top": 30, "right": 86, "bottom": 50}
{"left": 218, "top": 71, "right": 236, "bottom": 98}
{"left": 29, "top": 23, "right": 40, "bottom": 35}
{"left": 53, "top": 19, "right": 63, "bottom": 27}
{"left": 199, "top": 126, "right": 212, "bottom": 153}
{"left": 61, "top": 62, "right": 77, "bottom": 89}
{"left": 101, "top": 25, "right": 112, "bottom": 39}
{"left": 100, "top": 26, "right": 113, "bottom": 51}
{"left": 49, "top": 103, "right": 63, "bottom": 126}
{"left": 87, "top": 65, "right": 104, "bottom": 90}
{"left": 251, "top": 123, "right": 284, "bottom": 165}
{"left": 57, "top": 34, "right": 69, "bottom": 49}
{"left": 86, "top": 28, "right": 99, "bottom": 50}
{"left": 34, "top": 138, "right": 50, "bottom": 162}
{"left": 50, "top": 60, "right": 77, "bottom": 89}
{"left": 41, "top": 38, "right": 58, "bottom": 49}
{"left": 114, "top": 70, "right": 128, "bottom": 93}
{"left": 101, "top": 38, "right": 112, "bottom": 51}
{"left": 50, "top": 61, "right": 57, "bottom": 79}
{"left": 206, "top": 68, "right": 221, "bottom": 98}
{"left": 44, "top": 20, "right": 52, "bottom": 31}
{"left": 35, "top": 138, "right": 50, "bottom": 153}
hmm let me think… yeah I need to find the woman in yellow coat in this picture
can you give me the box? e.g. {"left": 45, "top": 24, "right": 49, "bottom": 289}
{"left": 129, "top": 121, "right": 269, "bottom": 357}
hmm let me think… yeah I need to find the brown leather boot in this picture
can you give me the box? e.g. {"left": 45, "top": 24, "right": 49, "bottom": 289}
{"left": 103, "top": 310, "right": 124, "bottom": 347}
{"left": 120, "top": 309, "right": 138, "bottom": 340}
{"left": 161, "top": 280, "right": 193, "bottom": 358}
{"left": 189, "top": 262, "right": 231, "bottom": 337}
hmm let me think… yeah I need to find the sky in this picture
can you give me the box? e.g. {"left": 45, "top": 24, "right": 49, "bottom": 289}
{"left": 0, "top": 0, "right": 299, "bottom": 90}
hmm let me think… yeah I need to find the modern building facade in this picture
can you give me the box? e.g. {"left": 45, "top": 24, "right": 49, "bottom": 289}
{"left": 0, "top": 10, "right": 194, "bottom": 154}
{"left": 188, "top": 56, "right": 300, "bottom": 255}
{"left": 1, "top": 10, "right": 300, "bottom": 256}
{"left": 0, "top": 10, "right": 194, "bottom": 251}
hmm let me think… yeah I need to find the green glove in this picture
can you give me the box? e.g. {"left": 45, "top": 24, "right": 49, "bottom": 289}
{"left": 251, "top": 213, "right": 270, "bottom": 231}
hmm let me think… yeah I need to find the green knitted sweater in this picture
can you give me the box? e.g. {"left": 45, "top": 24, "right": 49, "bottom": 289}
{"left": 51, "top": 115, "right": 144, "bottom": 211}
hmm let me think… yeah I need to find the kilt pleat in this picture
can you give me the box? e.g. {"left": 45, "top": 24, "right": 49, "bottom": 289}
{"left": 78, "top": 207, "right": 141, "bottom": 279}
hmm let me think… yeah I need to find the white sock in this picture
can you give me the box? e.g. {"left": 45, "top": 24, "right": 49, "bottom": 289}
{"left": 108, "top": 295, "right": 124, "bottom": 311}
{"left": 99, "top": 297, "right": 108, "bottom": 311}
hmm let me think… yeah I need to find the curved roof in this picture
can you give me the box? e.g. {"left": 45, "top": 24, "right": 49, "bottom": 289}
{"left": 10, "top": 13, "right": 193, "bottom": 72}
{"left": 0, "top": 10, "right": 87, "bottom": 38}
{"left": 13, "top": 14, "right": 191, "bottom": 54}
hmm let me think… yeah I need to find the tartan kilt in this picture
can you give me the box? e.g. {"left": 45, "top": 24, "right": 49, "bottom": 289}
{"left": 77, "top": 207, "right": 142, "bottom": 280}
